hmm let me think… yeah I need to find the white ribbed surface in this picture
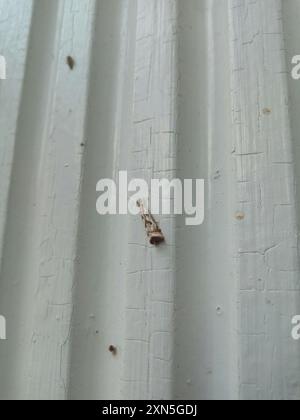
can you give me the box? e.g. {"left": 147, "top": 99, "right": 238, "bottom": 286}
{"left": 0, "top": 0, "right": 300, "bottom": 400}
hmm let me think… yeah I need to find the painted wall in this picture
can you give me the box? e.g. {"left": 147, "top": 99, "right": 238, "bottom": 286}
{"left": 0, "top": 0, "right": 299, "bottom": 400}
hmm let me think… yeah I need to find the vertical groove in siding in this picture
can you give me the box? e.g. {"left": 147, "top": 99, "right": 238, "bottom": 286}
{"left": 25, "top": 0, "right": 95, "bottom": 400}
{"left": 0, "top": 0, "right": 63, "bottom": 399}
{"left": 122, "top": 0, "right": 178, "bottom": 400}
{"left": 0, "top": 0, "right": 95, "bottom": 400}
{"left": 174, "top": 0, "right": 239, "bottom": 400}
{"left": 0, "top": 0, "right": 34, "bottom": 278}
{"left": 69, "top": 0, "right": 136, "bottom": 400}
{"left": 282, "top": 0, "right": 300, "bottom": 231}
{"left": 229, "top": 0, "right": 300, "bottom": 400}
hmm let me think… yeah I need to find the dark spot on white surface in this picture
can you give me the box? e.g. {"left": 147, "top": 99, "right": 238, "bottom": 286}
{"left": 216, "top": 306, "right": 223, "bottom": 316}
{"left": 109, "top": 345, "right": 117, "bottom": 356}
{"left": 67, "top": 56, "right": 75, "bottom": 70}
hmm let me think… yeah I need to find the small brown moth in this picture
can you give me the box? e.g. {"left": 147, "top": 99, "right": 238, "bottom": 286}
{"left": 137, "top": 200, "right": 165, "bottom": 246}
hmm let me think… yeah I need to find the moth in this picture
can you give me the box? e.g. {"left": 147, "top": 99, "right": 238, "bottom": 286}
{"left": 137, "top": 200, "right": 165, "bottom": 246}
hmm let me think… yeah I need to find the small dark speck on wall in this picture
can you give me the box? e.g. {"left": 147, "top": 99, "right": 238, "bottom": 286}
{"left": 108, "top": 345, "right": 117, "bottom": 356}
{"left": 67, "top": 56, "right": 75, "bottom": 70}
